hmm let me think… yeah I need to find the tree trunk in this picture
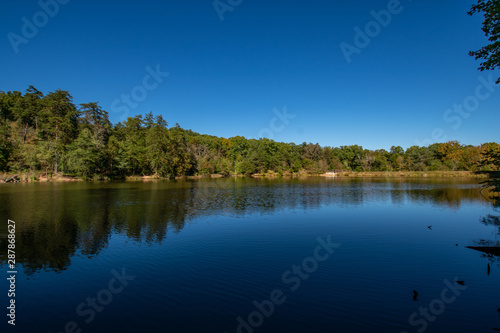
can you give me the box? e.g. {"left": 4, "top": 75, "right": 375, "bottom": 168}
{"left": 22, "top": 123, "right": 28, "bottom": 144}
{"left": 55, "top": 127, "right": 58, "bottom": 174}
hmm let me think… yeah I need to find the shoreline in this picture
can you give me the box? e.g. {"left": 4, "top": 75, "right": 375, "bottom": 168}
{"left": 1, "top": 171, "right": 492, "bottom": 183}
{"left": 317, "top": 171, "right": 489, "bottom": 178}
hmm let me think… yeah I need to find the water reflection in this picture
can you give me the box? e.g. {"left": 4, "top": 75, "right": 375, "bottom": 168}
{"left": 468, "top": 211, "right": 500, "bottom": 263}
{"left": 0, "top": 177, "right": 492, "bottom": 275}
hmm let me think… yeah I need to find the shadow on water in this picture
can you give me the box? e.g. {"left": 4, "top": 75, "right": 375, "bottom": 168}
{"left": 467, "top": 182, "right": 500, "bottom": 261}
{"left": 468, "top": 209, "right": 500, "bottom": 264}
{"left": 465, "top": 192, "right": 500, "bottom": 333}
{"left": 0, "top": 177, "right": 492, "bottom": 275}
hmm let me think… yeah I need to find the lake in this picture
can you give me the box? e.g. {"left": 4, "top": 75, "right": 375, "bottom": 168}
{"left": 1, "top": 177, "right": 499, "bottom": 333}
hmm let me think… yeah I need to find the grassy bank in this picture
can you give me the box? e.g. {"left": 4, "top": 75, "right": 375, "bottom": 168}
{"left": 328, "top": 171, "right": 488, "bottom": 178}
{"left": 136, "top": 170, "right": 489, "bottom": 181}
{"left": 0, "top": 172, "right": 82, "bottom": 183}
{"left": 0, "top": 170, "right": 492, "bottom": 183}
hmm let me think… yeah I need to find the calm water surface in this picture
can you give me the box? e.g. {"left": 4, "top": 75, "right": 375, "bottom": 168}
{"left": 1, "top": 177, "right": 499, "bottom": 333}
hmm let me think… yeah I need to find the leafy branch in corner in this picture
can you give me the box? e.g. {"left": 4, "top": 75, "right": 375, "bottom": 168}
{"left": 469, "top": 0, "right": 500, "bottom": 83}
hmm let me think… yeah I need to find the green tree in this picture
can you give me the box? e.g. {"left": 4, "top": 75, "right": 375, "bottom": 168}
{"left": 0, "top": 90, "right": 22, "bottom": 121}
{"left": 65, "top": 128, "right": 106, "bottom": 179}
{"left": 0, "top": 120, "right": 10, "bottom": 170}
{"left": 469, "top": 0, "right": 500, "bottom": 83}
{"left": 11, "top": 86, "right": 43, "bottom": 142}
{"left": 167, "top": 124, "right": 195, "bottom": 176}
{"left": 39, "top": 90, "right": 78, "bottom": 173}
{"left": 116, "top": 116, "right": 147, "bottom": 176}
{"left": 78, "top": 102, "right": 111, "bottom": 145}
{"left": 145, "top": 115, "right": 172, "bottom": 177}
{"left": 480, "top": 142, "right": 500, "bottom": 201}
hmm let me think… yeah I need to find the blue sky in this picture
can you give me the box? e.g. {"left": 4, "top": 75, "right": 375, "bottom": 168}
{"left": 1, "top": 0, "right": 498, "bottom": 150}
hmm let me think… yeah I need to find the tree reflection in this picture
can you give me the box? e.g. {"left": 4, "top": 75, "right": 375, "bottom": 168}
{"left": 0, "top": 178, "right": 491, "bottom": 274}
{"left": 468, "top": 211, "right": 500, "bottom": 264}
{"left": 467, "top": 172, "right": 500, "bottom": 263}
{"left": 467, "top": 198, "right": 500, "bottom": 333}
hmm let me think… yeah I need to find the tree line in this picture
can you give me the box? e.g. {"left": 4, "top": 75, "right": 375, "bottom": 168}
{"left": 0, "top": 87, "right": 499, "bottom": 180}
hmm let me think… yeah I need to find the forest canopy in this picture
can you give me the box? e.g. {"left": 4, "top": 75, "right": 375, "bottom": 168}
{"left": 0, "top": 87, "right": 499, "bottom": 180}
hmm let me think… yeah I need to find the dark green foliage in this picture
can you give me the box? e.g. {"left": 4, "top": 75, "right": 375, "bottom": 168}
{"left": 0, "top": 87, "right": 498, "bottom": 180}
{"left": 480, "top": 144, "right": 500, "bottom": 204}
{"left": 469, "top": 1, "right": 500, "bottom": 199}
{"left": 65, "top": 128, "right": 104, "bottom": 179}
{"left": 469, "top": 0, "right": 500, "bottom": 83}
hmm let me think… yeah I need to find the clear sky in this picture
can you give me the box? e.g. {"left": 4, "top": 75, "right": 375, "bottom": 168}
{"left": 1, "top": 0, "right": 498, "bottom": 150}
